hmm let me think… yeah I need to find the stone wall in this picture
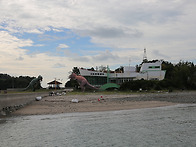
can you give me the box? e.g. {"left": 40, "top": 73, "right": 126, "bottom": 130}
{"left": 0, "top": 92, "right": 48, "bottom": 116}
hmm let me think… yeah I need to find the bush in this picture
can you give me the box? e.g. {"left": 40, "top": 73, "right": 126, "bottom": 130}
{"left": 120, "top": 80, "right": 156, "bottom": 91}
{"left": 119, "top": 80, "right": 177, "bottom": 91}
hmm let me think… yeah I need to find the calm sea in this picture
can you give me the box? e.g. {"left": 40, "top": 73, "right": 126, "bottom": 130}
{"left": 0, "top": 104, "right": 196, "bottom": 147}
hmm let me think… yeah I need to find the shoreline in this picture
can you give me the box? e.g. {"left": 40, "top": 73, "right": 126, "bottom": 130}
{"left": 10, "top": 91, "right": 196, "bottom": 116}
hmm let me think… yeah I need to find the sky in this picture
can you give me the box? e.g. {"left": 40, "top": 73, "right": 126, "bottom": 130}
{"left": 0, "top": 0, "right": 196, "bottom": 87}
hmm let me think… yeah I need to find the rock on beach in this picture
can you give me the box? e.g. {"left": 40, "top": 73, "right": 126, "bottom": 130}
{"left": 9, "top": 91, "right": 196, "bottom": 116}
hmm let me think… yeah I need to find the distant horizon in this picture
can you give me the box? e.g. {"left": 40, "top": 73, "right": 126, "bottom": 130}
{"left": 1, "top": 58, "right": 195, "bottom": 89}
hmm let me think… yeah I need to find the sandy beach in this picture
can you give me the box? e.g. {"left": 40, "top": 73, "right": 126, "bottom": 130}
{"left": 11, "top": 91, "right": 196, "bottom": 116}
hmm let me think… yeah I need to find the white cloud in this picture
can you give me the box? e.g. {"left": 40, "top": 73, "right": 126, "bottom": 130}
{"left": 58, "top": 44, "right": 69, "bottom": 49}
{"left": 0, "top": 31, "right": 32, "bottom": 55}
{"left": 0, "top": 0, "right": 196, "bottom": 87}
{"left": 0, "top": 31, "right": 70, "bottom": 87}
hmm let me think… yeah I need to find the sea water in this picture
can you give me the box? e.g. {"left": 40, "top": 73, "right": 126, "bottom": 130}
{"left": 0, "top": 104, "right": 196, "bottom": 147}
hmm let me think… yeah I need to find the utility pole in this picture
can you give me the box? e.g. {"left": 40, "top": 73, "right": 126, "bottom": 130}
{"left": 107, "top": 65, "right": 110, "bottom": 83}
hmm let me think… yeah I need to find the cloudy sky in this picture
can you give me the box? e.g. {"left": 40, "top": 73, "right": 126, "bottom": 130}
{"left": 0, "top": 0, "right": 196, "bottom": 87}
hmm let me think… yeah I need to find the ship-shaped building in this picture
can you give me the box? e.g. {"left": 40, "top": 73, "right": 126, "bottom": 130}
{"left": 77, "top": 49, "right": 166, "bottom": 87}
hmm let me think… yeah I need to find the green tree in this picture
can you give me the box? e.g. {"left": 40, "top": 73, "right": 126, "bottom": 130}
{"left": 0, "top": 74, "right": 35, "bottom": 90}
{"left": 72, "top": 67, "right": 80, "bottom": 75}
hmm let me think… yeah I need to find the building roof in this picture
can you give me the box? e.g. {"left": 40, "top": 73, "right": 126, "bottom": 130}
{"left": 47, "top": 80, "right": 62, "bottom": 85}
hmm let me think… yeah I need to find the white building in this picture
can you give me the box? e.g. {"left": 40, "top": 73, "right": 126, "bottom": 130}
{"left": 138, "top": 61, "right": 166, "bottom": 80}
{"left": 78, "top": 60, "right": 166, "bottom": 86}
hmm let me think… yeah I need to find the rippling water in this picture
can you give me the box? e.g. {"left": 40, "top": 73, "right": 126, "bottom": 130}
{"left": 0, "top": 104, "right": 196, "bottom": 147}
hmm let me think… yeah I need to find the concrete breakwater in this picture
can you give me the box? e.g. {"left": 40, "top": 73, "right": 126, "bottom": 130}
{"left": 0, "top": 92, "right": 48, "bottom": 116}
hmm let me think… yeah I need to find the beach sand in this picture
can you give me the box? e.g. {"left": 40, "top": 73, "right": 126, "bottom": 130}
{"left": 12, "top": 91, "right": 196, "bottom": 116}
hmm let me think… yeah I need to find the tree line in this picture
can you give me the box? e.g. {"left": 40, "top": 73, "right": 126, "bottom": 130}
{"left": 1, "top": 60, "right": 196, "bottom": 91}
{"left": 120, "top": 60, "right": 196, "bottom": 91}
{"left": 0, "top": 74, "right": 35, "bottom": 90}
{"left": 66, "top": 60, "right": 196, "bottom": 91}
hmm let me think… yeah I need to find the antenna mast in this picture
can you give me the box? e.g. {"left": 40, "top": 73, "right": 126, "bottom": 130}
{"left": 143, "top": 48, "right": 148, "bottom": 62}
{"left": 129, "top": 58, "right": 131, "bottom": 67}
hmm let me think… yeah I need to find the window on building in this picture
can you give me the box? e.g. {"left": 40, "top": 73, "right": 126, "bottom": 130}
{"left": 149, "top": 66, "right": 160, "bottom": 69}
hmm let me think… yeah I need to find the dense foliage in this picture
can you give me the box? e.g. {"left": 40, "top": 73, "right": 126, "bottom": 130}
{"left": 120, "top": 61, "right": 196, "bottom": 91}
{"left": 67, "top": 61, "right": 196, "bottom": 91}
{"left": 65, "top": 79, "right": 79, "bottom": 89}
{"left": 0, "top": 74, "right": 35, "bottom": 90}
{"left": 2, "top": 60, "right": 196, "bottom": 91}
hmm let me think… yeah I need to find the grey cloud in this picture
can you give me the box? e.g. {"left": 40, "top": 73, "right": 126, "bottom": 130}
{"left": 1, "top": 0, "right": 195, "bottom": 65}
{"left": 90, "top": 2, "right": 179, "bottom": 25}
{"left": 75, "top": 27, "right": 143, "bottom": 39}
{"left": 19, "top": 12, "right": 36, "bottom": 19}
{"left": 73, "top": 56, "right": 90, "bottom": 62}
{"left": 16, "top": 56, "right": 24, "bottom": 61}
{"left": 112, "top": 1, "right": 184, "bottom": 25}
{"left": 152, "top": 50, "right": 170, "bottom": 59}
{"left": 70, "top": 50, "right": 120, "bottom": 64}
{"left": 120, "top": 9, "right": 182, "bottom": 25}
{"left": 93, "top": 50, "right": 120, "bottom": 61}
{"left": 53, "top": 63, "right": 66, "bottom": 68}
{"left": 87, "top": 27, "right": 127, "bottom": 38}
